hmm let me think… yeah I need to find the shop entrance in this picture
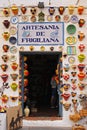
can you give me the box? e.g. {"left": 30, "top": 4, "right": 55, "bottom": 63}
{"left": 20, "top": 52, "right": 62, "bottom": 117}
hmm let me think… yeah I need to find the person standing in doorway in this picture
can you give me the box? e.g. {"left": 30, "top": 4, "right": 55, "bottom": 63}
{"left": 50, "top": 73, "right": 59, "bottom": 108}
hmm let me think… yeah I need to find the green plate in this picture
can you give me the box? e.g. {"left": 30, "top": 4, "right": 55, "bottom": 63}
{"left": 66, "top": 24, "right": 76, "bottom": 35}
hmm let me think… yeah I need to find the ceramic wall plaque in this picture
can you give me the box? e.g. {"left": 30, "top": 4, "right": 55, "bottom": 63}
{"left": 67, "top": 46, "right": 76, "bottom": 55}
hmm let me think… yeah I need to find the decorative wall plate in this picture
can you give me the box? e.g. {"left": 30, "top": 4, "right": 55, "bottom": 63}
{"left": 9, "top": 36, "right": 17, "bottom": 44}
{"left": 10, "top": 16, "right": 18, "bottom": 24}
{"left": 66, "top": 36, "right": 77, "bottom": 45}
{"left": 63, "top": 15, "right": 70, "bottom": 23}
{"left": 47, "top": 15, "right": 53, "bottom": 21}
{"left": 21, "top": 15, "right": 28, "bottom": 22}
{"left": 55, "top": 15, "right": 61, "bottom": 22}
{"left": 10, "top": 46, "right": 17, "bottom": 54}
{"left": 66, "top": 24, "right": 76, "bottom": 35}
{"left": 67, "top": 46, "right": 76, "bottom": 55}
{"left": 68, "top": 56, "right": 75, "bottom": 64}
{"left": 9, "top": 26, "right": 17, "bottom": 35}
{"left": 30, "top": 16, "right": 36, "bottom": 22}
{"left": 70, "top": 15, "right": 78, "bottom": 24}
{"left": 10, "top": 55, "right": 17, "bottom": 62}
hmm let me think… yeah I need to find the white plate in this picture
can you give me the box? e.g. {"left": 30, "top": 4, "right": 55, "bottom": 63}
{"left": 70, "top": 15, "right": 78, "bottom": 24}
{"left": 10, "top": 46, "right": 17, "bottom": 54}
{"left": 10, "top": 55, "right": 17, "bottom": 62}
{"left": 9, "top": 26, "right": 17, "bottom": 35}
{"left": 10, "top": 16, "right": 19, "bottom": 24}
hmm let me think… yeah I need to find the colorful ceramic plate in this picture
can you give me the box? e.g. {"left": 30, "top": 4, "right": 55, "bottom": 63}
{"left": 21, "top": 15, "right": 28, "bottom": 22}
{"left": 70, "top": 15, "right": 78, "bottom": 24}
{"left": 66, "top": 36, "right": 77, "bottom": 45}
{"left": 30, "top": 16, "right": 36, "bottom": 22}
{"left": 55, "top": 15, "right": 61, "bottom": 22}
{"left": 10, "top": 46, "right": 17, "bottom": 54}
{"left": 47, "top": 15, "right": 53, "bottom": 21}
{"left": 9, "top": 36, "right": 17, "bottom": 44}
{"left": 10, "top": 16, "right": 18, "bottom": 24}
{"left": 63, "top": 15, "right": 70, "bottom": 23}
{"left": 9, "top": 26, "right": 17, "bottom": 35}
{"left": 66, "top": 24, "right": 76, "bottom": 35}
{"left": 10, "top": 55, "right": 17, "bottom": 62}
{"left": 68, "top": 56, "right": 75, "bottom": 64}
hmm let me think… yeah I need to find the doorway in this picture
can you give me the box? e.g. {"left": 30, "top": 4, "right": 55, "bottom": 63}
{"left": 20, "top": 52, "right": 62, "bottom": 117}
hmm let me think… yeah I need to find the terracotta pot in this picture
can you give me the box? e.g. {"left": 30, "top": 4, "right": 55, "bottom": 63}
{"left": 11, "top": 62, "right": 18, "bottom": 71}
{"left": 71, "top": 72, "right": 77, "bottom": 77}
{"left": 1, "top": 95, "right": 8, "bottom": 103}
{"left": 63, "top": 103, "right": 71, "bottom": 111}
{"left": 2, "top": 32, "right": 10, "bottom": 41}
{"left": 78, "top": 72, "right": 85, "bottom": 81}
{"left": 58, "top": 6, "right": 65, "bottom": 15}
{"left": 78, "top": 6, "right": 84, "bottom": 15}
{"left": 78, "top": 83, "right": 85, "bottom": 90}
{"left": 11, "top": 4, "right": 18, "bottom": 15}
{"left": 72, "top": 85, "right": 77, "bottom": 90}
{"left": 10, "top": 83, "right": 18, "bottom": 91}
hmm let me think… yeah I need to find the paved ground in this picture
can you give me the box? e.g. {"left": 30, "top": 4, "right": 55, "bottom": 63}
{"left": 19, "top": 127, "right": 72, "bottom": 130}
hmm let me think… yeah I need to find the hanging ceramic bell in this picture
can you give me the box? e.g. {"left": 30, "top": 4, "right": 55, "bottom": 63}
{"left": 24, "top": 70, "right": 29, "bottom": 77}
{"left": 58, "top": 6, "right": 65, "bottom": 15}
{"left": 1, "top": 74, "right": 8, "bottom": 82}
{"left": 1, "top": 64, "right": 8, "bottom": 72}
{"left": 71, "top": 72, "right": 77, "bottom": 77}
{"left": 72, "top": 85, "right": 77, "bottom": 90}
{"left": 3, "top": 20, "right": 10, "bottom": 29}
{"left": 71, "top": 92, "right": 76, "bottom": 97}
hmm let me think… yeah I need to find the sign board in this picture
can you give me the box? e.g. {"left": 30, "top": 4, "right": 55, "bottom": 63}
{"left": 18, "top": 22, "right": 64, "bottom": 46}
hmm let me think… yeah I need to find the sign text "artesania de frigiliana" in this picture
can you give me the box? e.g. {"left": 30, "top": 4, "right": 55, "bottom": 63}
{"left": 18, "top": 22, "right": 64, "bottom": 46}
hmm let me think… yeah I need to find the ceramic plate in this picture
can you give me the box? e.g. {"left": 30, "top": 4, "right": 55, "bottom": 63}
{"left": 21, "top": 15, "right": 28, "bottom": 22}
{"left": 68, "top": 56, "right": 75, "bottom": 64}
{"left": 63, "top": 15, "right": 70, "bottom": 23}
{"left": 47, "top": 15, "right": 53, "bottom": 22}
{"left": 9, "top": 26, "right": 17, "bottom": 35}
{"left": 66, "top": 24, "right": 76, "bottom": 35}
{"left": 30, "top": 16, "right": 36, "bottom": 22}
{"left": 10, "top": 16, "right": 18, "bottom": 24}
{"left": 66, "top": 36, "right": 77, "bottom": 45}
{"left": 70, "top": 15, "right": 78, "bottom": 24}
{"left": 10, "top": 46, "right": 17, "bottom": 54}
{"left": 55, "top": 15, "right": 61, "bottom": 22}
{"left": 9, "top": 36, "right": 17, "bottom": 44}
{"left": 10, "top": 55, "right": 17, "bottom": 62}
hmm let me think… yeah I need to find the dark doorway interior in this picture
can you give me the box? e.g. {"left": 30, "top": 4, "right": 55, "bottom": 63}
{"left": 21, "top": 52, "right": 62, "bottom": 117}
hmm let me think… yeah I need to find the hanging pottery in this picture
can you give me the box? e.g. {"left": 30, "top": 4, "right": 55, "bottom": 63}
{"left": 11, "top": 62, "right": 18, "bottom": 71}
{"left": 68, "top": 6, "right": 74, "bottom": 15}
{"left": 24, "top": 56, "right": 27, "bottom": 62}
{"left": 24, "top": 70, "right": 29, "bottom": 77}
{"left": 10, "top": 74, "right": 18, "bottom": 81}
{"left": 58, "top": 6, "right": 65, "bottom": 15}
{"left": 24, "top": 79, "right": 29, "bottom": 87}
{"left": 71, "top": 65, "right": 77, "bottom": 70}
{"left": 38, "top": 11, "right": 45, "bottom": 22}
{"left": 24, "top": 63, "right": 28, "bottom": 69}
{"left": 71, "top": 72, "right": 77, "bottom": 77}
{"left": 48, "top": 7, "right": 55, "bottom": 15}
{"left": 78, "top": 19, "right": 85, "bottom": 27}
{"left": 78, "top": 54, "right": 86, "bottom": 62}
{"left": 1, "top": 64, "right": 8, "bottom": 72}
{"left": 10, "top": 96, "right": 18, "bottom": 102}
{"left": 2, "top": 55, "right": 9, "bottom": 62}
{"left": 9, "top": 36, "right": 17, "bottom": 44}
{"left": 30, "top": 7, "right": 37, "bottom": 15}
{"left": 29, "top": 46, "right": 34, "bottom": 51}
{"left": 78, "top": 64, "right": 85, "bottom": 71}
{"left": 63, "top": 73, "right": 70, "bottom": 81}
{"left": 71, "top": 79, "right": 77, "bottom": 84}
{"left": 1, "top": 94, "right": 9, "bottom": 103}
{"left": 63, "top": 103, "right": 71, "bottom": 111}
{"left": 72, "top": 99, "right": 77, "bottom": 105}
{"left": 78, "top": 6, "right": 84, "bottom": 15}
{"left": 3, "top": 20, "right": 10, "bottom": 29}
{"left": 38, "top": 2, "right": 44, "bottom": 8}
{"left": 61, "top": 93, "right": 70, "bottom": 101}
{"left": 71, "top": 92, "right": 77, "bottom": 97}
{"left": 21, "top": 6, "right": 27, "bottom": 14}
{"left": 78, "top": 44, "right": 85, "bottom": 52}
{"left": 11, "top": 4, "right": 19, "bottom": 15}
{"left": 72, "top": 85, "right": 77, "bottom": 90}
{"left": 1, "top": 74, "right": 8, "bottom": 82}
{"left": 50, "top": 47, "right": 54, "bottom": 51}
{"left": 64, "top": 64, "right": 70, "bottom": 72}
{"left": 3, "top": 8, "right": 10, "bottom": 17}
{"left": 63, "top": 84, "right": 70, "bottom": 91}
{"left": 10, "top": 83, "right": 18, "bottom": 91}
{"left": 2, "top": 32, "right": 10, "bottom": 41}
{"left": 78, "top": 72, "right": 86, "bottom": 81}
{"left": 78, "top": 82, "right": 85, "bottom": 91}
{"left": 78, "top": 32, "right": 85, "bottom": 41}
